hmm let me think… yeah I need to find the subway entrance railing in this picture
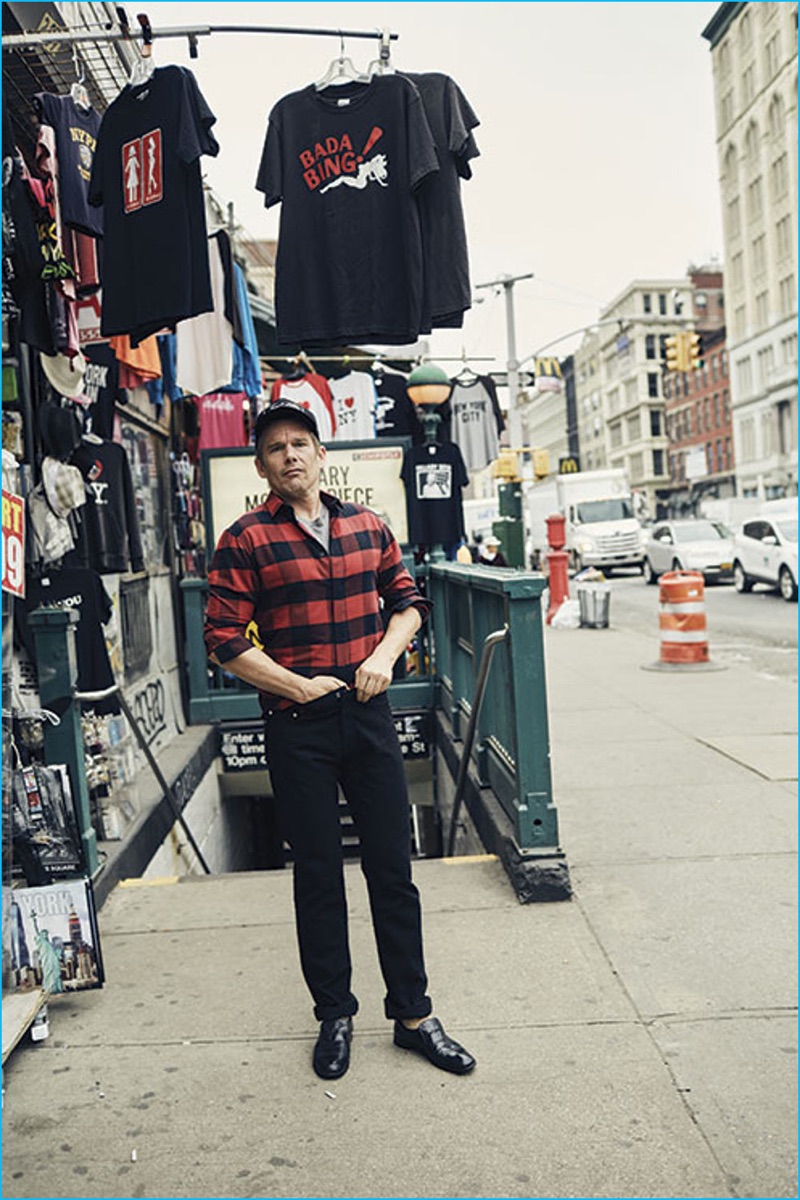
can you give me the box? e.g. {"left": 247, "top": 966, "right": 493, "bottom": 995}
{"left": 179, "top": 562, "right": 570, "bottom": 901}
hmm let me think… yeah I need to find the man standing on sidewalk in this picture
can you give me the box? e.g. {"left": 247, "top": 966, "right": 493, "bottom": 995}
{"left": 204, "top": 400, "right": 475, "bottom": 1081}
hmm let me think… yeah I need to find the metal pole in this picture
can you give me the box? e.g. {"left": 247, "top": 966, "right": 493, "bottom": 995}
{"left": 445, "top": 625, "right": 508, "bottom": 857}
{"left": 475, "top": 272, "right": 533, "bottom": 449}
{"left": 75, "top": 686, "right": 212, "bottom": 875}
{"left": 2, "top": 24, "right": 399, "bottom": 50}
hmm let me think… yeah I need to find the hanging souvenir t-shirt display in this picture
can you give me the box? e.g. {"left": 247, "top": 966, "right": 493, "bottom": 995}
{"left": 88, "top": 65, "right": 219, "bottom": 345}
{"left": 401, "top": 73, "right": 480, "bottom": 330}
{"left": 374, "top": 371, "right": 419, "bottom": 441}
{"left": 175, "top": 232, "right": 233, "bottom": 397}
{"left": 34, "top": 92, "right": 103, "bottom": 238}
{"left": 401, "top": 441, "right": 468, "bottom": 548}
{"left": 67, "top": 437, "right": 144, "bottom": 574}
{"left": 82, "top": 342, "right": 122, "bottom": 439}
{"left": 197, "top": 392, "right": 248, "bottom": 452}
{"left": 270, "top": 373, "right": 337, "bottom": 441}
{"left": 330, "top": 371, "right": 376, "bottom": 441}
{"left": 256, "top": 75, "right": 438, "bottom": 347}
{"left": 447, "top": 375, "right": 502, "bottom": 471}
{"left": 19, "top": 567, "right": 118, "bottom": 713}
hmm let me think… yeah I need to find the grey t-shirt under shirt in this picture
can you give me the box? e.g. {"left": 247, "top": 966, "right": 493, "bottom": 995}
{"left": 297, "top": 504, "right": 330, "bottom": 552}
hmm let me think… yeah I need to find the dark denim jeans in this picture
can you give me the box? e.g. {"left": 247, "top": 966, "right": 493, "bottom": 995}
{"left": 265, "top": 687, "right": 432, "bottom": 1023}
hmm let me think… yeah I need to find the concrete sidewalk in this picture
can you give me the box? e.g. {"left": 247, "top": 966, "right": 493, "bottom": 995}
{"left": 2, "top": 622, "right": 797, "bottom": 1199}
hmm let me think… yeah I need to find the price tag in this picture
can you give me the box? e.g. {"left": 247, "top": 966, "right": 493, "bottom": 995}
{"left": 2, "top": 490, "right": 25, "bottom": 598}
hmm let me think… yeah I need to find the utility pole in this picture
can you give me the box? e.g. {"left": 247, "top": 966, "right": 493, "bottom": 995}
{"left": 475, "top": 272, "right": 534, "bottom": 448}
{"left": 475, "top": 272, "right": 533, "bottom": 567}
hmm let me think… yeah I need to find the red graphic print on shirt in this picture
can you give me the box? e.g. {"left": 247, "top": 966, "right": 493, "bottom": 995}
{"left": 298, "top": 126, "right": 388, "bottom": 194}
{"left": 122, "top": 128, "right": 163, "bottom": 212}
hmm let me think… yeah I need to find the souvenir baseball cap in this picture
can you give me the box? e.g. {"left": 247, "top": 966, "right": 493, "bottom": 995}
{"left": 40, "top": 457, "right": 87, "bottom": 519}
{"left": 39, "top": 350, "right": 87, "bottom": 399}
{"left": 37, "top": 399, "right": 82, "bottom": 461}
{"left": 254, "top": 401, "right": 319, "bottom": 446}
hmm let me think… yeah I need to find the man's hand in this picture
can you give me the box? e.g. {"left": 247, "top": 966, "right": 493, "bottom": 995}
{"left": 354, "top": 648, "right": 395, "bottom": 703}
{"left": 299, "top": 675, "right": 349, "bottom": 703}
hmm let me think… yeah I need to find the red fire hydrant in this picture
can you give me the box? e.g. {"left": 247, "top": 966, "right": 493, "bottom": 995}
{"left": 545, "top": 512, "right": 570, "bottom": 624}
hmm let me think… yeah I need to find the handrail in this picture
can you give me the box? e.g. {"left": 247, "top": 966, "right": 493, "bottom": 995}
{"left": 445, "top": 625, "right": 508, "bottom": 857}
{"left": 75, "top": 685, "right": 211, "bottom": 875}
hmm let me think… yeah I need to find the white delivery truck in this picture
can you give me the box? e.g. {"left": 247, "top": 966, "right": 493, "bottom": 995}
{"left": 526, "top": 468, "right": 644, "bottom": 573}
{"left": 462, "top": 496, "right": 500, "bottom": 544}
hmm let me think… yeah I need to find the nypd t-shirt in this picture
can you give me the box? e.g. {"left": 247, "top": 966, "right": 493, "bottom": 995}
{"left": 35, "top": 92, "right": 103, "bottom": 237}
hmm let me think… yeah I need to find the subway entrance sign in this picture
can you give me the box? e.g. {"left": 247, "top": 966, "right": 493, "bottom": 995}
{"left": 219, "top": 711, "right": 430, "bottom": 773}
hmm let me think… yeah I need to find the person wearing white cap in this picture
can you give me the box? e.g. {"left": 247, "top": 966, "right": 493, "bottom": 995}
{"left": 477, "top": 534, "right": 509, "bottom": 567}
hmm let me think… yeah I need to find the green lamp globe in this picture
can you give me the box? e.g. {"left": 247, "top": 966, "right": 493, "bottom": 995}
{"left": 407, "top": 362, "right": 451, "bottom": 407}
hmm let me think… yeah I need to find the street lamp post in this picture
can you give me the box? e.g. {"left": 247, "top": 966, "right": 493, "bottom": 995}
{"left": 475, "top": 272, "right": 534, "bottom": 568}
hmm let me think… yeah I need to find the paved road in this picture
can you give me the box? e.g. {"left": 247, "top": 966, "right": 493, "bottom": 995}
{"left": 602, "top": 569, "right": 798, "bottom": 682}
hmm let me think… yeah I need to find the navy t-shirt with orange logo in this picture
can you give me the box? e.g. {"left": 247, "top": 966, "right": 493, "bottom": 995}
{"left": 88, "top": 65, "right": 219, "bottom": 345}
{"left": 256, "top": 75, "right": 438, "bottom": 348}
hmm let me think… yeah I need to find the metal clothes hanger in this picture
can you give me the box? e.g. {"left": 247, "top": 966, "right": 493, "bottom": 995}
{"left": 314, "top": 31, "right": 371, "bottom": 90}
{"left": 70, "top": 46, "right": 90, "bottom": 110}
{"left": 455, "top": 348, "right": 479, "bottom": 385}
{"left": 128, "top": 13, "right": 156, "bottom": 85}
{"left": 366, "top": 28, "right": 394, "bottom": 77}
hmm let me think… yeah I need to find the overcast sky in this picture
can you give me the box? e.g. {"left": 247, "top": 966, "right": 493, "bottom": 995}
{"left": 143, "top": 1, "right": 723, "bottom": 368}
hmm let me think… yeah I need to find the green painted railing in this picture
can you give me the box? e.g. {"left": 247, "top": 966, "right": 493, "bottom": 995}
{"left": 179, "top": 576, "right": 436, "bottom": 723}
{"left": 429, "top": 563, "right": 559, "bottom": 854}
{"left": 180, "top": 562, "right": 559, "bottom": 857}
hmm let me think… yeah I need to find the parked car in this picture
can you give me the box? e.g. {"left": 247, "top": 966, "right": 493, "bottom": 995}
{"left": 642, "top": 519, "right": 735, "bottom": 584}
{"left": 732, "top": 507, "right": 798, "bottom": 601}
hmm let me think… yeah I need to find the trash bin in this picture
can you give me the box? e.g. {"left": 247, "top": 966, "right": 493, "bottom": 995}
{"left": 577, "top": 582, "right": 611, "bottom": 628}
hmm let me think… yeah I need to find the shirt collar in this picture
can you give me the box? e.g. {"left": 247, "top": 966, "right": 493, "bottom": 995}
{"left": 266, "top": 489, "right": 343, "bottom": 519}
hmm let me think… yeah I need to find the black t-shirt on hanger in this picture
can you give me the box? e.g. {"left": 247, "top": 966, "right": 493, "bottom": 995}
{"left": 20, "top": 567, "right": 118, "bottom": 713}
{"left": 401, "top": 440, "right": 469, "bottom": 548}
{"left": 256, "top": 75, "right": 439, "bottom": 347}
{"left": 82, "top": 342, "right": 121, "bottom": 439}
{"left": 401, "top": 73, "right": 480, "bottom": 331}
{"left": 374, "top": 371, "right": 419, "bottom": 441}
{"left": 88, "top": 65, "right": 219, "bottom": 345}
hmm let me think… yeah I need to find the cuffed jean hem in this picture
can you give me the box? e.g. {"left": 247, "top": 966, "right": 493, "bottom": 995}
{"left": 314, "top": 996, "right": 359, "bottom": 1022}
{"left": 384, "top": 995, "right": 433, "bottom": 1022}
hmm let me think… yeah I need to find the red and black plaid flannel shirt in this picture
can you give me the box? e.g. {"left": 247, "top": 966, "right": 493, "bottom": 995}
{"left": 204, "top": 491, "right": 432, "bottom": 710}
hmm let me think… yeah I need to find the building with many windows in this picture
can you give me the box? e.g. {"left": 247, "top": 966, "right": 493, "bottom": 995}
{"left": 574, "top": 280, "right": 689, "bottom": 517}
{"left": 702, "top": 1, "right": 798, "bottom": 498}
{"left": 660, "top": 267, "right": 735, "bottom": 514}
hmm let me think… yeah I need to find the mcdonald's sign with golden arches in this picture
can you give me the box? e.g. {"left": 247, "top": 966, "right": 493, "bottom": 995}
{"left": 534, "top": 357, "right": 563, "bottom": 378}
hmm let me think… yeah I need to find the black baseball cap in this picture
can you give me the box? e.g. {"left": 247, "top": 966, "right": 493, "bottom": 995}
{"left": 254, "top": 401, "right": 319, "bottom": 447}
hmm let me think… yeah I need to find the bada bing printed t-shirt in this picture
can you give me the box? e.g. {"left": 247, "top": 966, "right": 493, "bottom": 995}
{"left": 88, "top": 66, "right": 219, "bottom": 344}
{"left": 256, "top": 75, "right": 439, "bottom": 347}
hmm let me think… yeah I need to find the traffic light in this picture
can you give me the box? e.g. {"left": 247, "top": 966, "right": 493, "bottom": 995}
{"left": 665, "top": 334, "right": 681, "bottom": 372}
{"left": 687, "top": 332, "right": 703, "bottom": 371}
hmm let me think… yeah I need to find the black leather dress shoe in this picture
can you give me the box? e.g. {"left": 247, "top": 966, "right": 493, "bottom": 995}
{"left": 313, "top": 1017, "right": 353, "bottom": 1080}
{"left": 393, "top": 1017, "right": 476, "bottom": 1075}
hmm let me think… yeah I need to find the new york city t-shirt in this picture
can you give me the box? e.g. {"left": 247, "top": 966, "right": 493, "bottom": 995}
{"left": 88, "top": 65, "right": 219, "bottom": 345}
{"left": 256, "top": 75, "right": 438, "bottom": 347}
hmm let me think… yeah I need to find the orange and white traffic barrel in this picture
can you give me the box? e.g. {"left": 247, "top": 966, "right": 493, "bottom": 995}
{"left": 657, "top": 570, "right": 709, "bottom": 664}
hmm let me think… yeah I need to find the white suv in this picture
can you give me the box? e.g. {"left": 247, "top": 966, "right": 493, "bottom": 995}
{"left": 733, "top": 503, "right": 798, "bottom": 601}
